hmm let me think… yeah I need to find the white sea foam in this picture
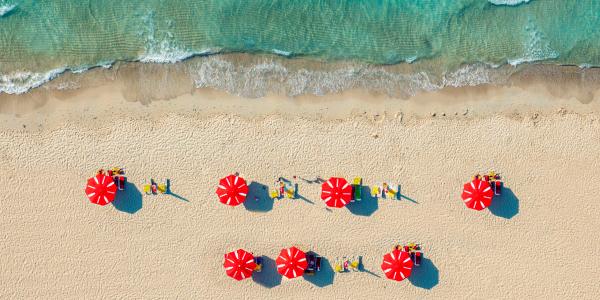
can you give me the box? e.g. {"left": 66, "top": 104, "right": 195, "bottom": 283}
{"left": 137, "top": 11, "right": 213, "bottom": 63}
{"left": 71, "top": 67, "right": 89, "bottom": 74}
{"left": 405, "top": 56, "right": 418, "bottom": 64}
{"left": 0, "top": 3, "right": 16, "bottom": 17}
{"left": 140, "top": 39, "right": 196, "bottom": 63}
{"left": 190, "top": 57, "right": 511, "bottom": 98}
{"left": 0, "top": 68, "right": 66, "bottom": 94}
{"left": 272, "top": 49, "right": 292, "bottom": 57}
{"left": 508, "top": 20, "right": 558, "bottom": 66}
{"left": 488, "top": 0, "right": 531, "bottom": 6}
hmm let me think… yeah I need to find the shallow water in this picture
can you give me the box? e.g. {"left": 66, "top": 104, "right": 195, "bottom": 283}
{"left": 1, "top": 0, "right": 599, "bottom": 95}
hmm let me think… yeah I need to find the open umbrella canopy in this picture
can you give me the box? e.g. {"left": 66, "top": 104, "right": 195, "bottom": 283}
{"left": 223, "top": 249, "right": 257, "bottom": 281}
{"left": 216, "top": 174, "right": 249, "bottom": 206}
{"left": 276, "top": 246, "right": 308, "bottom": 279}
{"left": 381, "top": 249, "right": 413, "bottom": 281}
{"left": 321, "top": 177, "right": 352, "bottom": 208}
{"left": 85, "top": 174, "right": 117, "bottom": 206}
{"left": 461, "top": 178, "right": 494, "bottom": 210}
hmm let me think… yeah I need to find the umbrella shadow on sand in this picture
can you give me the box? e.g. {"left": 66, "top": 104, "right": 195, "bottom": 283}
{"left": 244, "top": 182, "right": 273, "bottom": 212}
{"left": 408, "top": 258, "right": 439, "bottom": 290}
{"left": 303, "top": 257, "right": 334, "bottom": 287}
{"left": 112, "top": 182, "right": 142, "bottom": 214}
{"left": 252, "top": 256, "right": 282, "bottom": 288}
{"left": 488, "top": 188, "right": 519, "bottom": 219}
{"left": 346, "top": 186, "right": 378, "bottom": 216}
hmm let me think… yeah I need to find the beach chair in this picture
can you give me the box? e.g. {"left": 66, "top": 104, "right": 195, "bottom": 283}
{"left": 349, "top": 256, "right": 359, "bottom": 271}
{"left": 494, "top": 180, "right": 502, "bottom": 196}
{"left": 406, "top": 243, "right": 423, "bottom": 267}
{"left": 316, "top": 256, "right": 322, "bottom": 272}
{"left": 150, "top": 179, "right": 158, "bottom": 195}
{"left": 254, "top": 256, "right": 263, "bottom": 272}
{"left": 382, "top": 183, "right": 390, "bottom": 199}
{"left": 157, "top": 183, "right": 167, "bottom": 194}
{"left": 305, "top": 252, "right": 318, "bottom": 275}
{"left": 411, "top": 252, "right": 422, "bottom": 267}
{"left": 143, "top": 184, "right": 151, "bottom": 195}
{"left": 114, "top": 176, "right": 126, "bottom": 191}
{"left": 286, "top": 188, "right": 294, "bottom": 199}
{"left": 386, "top": 186, "right": 396, "bottom": 199}
{"left": 334, "top": 260, "right": 344, "bottom": 273}
{"left": 371, "top": 186, "right": 380, "bottom": 198}
{"left": 270, "top": 190, "right": 279, "bottom": 199}
{"left": 352, "top": 177, "right": 362, "bottom": 201}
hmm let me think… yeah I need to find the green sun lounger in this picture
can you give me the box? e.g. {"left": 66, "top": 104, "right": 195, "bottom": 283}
{"left": 352, "top": 177, "right": 362, "bottom": 201}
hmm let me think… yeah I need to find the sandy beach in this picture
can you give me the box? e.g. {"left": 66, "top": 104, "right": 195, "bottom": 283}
{"left": 1, "top": 75, "right": 600, "bottom": 299}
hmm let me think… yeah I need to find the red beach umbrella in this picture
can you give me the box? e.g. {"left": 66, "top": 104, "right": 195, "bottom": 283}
{"left": 321, "top": 177, "right": 352, "bottom": 208}
{"left": 461, "top": 178, "right": 494, "bottom": 210}
{"left": 276, "top": 246, "right": 308, "bottom": 279}
{"left": 381, "top": 249, "right": 413, "bottom": 281}
{"left": 216, "top": 174, "right": 249, "bottom": 206}
{"left": 223, "top": 249, "right": 257, "bottom": 281}
{"left": 85, "top": 174, "right": 117, "bottom": 206}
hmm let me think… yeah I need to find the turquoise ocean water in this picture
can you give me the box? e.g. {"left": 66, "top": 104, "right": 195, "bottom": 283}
{"left": 1, "top": 0, "right": 599, "bottom": 95}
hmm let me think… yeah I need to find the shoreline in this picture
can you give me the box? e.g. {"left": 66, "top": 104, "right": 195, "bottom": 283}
{"left": 1, "top": 60, "right": 600, "bottom": 132}
{"left": 2, "top": 53, "right": 600, "bottom": 101}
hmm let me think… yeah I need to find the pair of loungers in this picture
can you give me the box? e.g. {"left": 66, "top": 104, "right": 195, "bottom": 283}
{"left": 371, "top": 183, "right": 401, "bottom": 199}
{"left": 143, "top": 179, "right": 169, "bottom": 195}
{"left": 335, "top": 256, "right": 361, "bottom": 272}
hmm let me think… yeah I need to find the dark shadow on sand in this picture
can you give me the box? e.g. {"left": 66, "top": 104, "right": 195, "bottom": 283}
{"left": 303, "top": 256, "right": 334, "bottom": 287}
{"left": 244, "top": 182, "right": 273, "bottom": 212}
{"left": 357, "top": 256, "right": 381, "bottom": 278}
{"left": 252, "top": 256, "right": 282, "bottom": 288}
{"left": 400, "top": 193, "right": 419, "bottom": 204}
{"left": 168, "top": 192, "right": 189, "bottom": 202}
{"left": 112, "top": 181, "right": 142, "bottom": 214}
{"left": 165, "top": 179, "right": 189, "bottom": 202}
{"left": 297, "top": 194, "right": 315, "bottom": 204}
{"left": 409, "top": 258, "right": 439, "bottom": 289}
{"left": 362, "top": 268, "right": 381, "bottom": 278}
{"left": 346, "top": 186, "right": 378, "bottom": 216}
{"left": 488, "top": 188, "right": 519, "bottom": 219}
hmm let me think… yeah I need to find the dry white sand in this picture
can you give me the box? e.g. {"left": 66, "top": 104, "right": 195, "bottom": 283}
{"left": 1, "top": 83, "right": 600, "bottom": 299}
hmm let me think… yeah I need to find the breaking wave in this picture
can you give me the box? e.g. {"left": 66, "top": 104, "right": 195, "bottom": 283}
{"left": 0, "top": 69, "right": 66, "bottom": 94}
{"left": 190, "top": 57, "right": 513, "bottom": 98}
{"left": 0, "top": 3, "right": 16, "bottom": 17}
{"left": 507, "top": 19, "right": 559, "bottom": 66}
{"left": 488, "top": 0, "right": 531, "bottom": 6}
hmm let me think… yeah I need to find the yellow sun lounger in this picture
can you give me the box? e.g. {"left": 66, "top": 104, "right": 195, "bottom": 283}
{"left": 349, "top": 259, "right": 359, "bottom": 271}
{"left": 371, "top": 186, "right": 380, "bottom": 197}
{"left": 334, "top": 262, "right": 344, "bottom": 273}
{"left": 286, "top": 189, "right": 294, "bottom": 199}
{"left": 157, "top": 184, "right": 167, "bottom": 194}
{"left": 143, "top": 184, "right": 151, "bottom": 194}
{"left": 270, "top": 190, "right": 279, "bottom": 199}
